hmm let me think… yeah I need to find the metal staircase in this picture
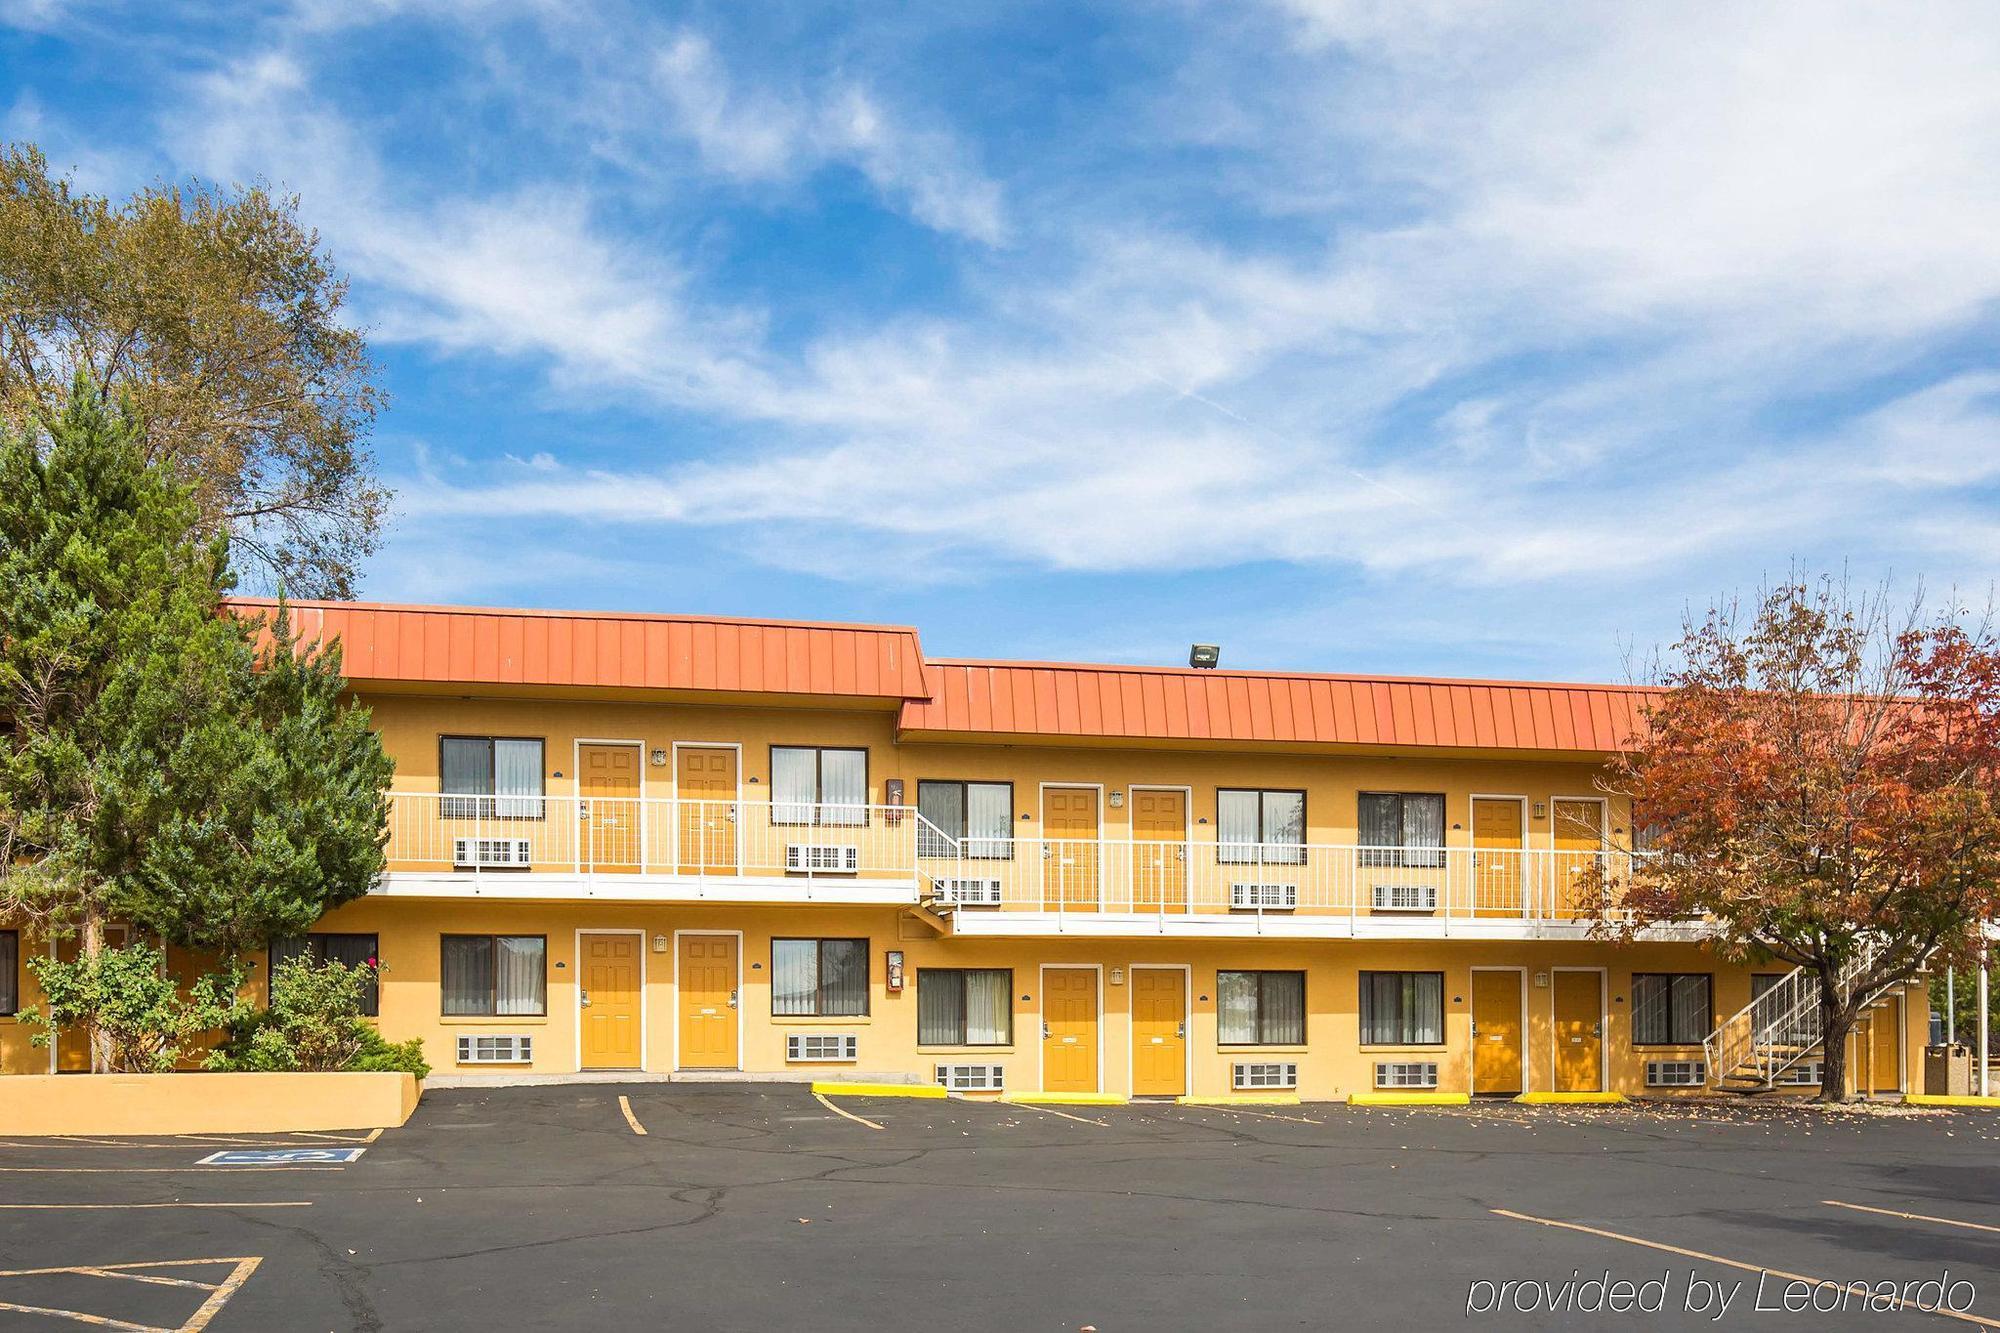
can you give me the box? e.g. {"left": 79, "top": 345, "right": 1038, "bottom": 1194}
{"left": 1701, "top": 937, "right": 1888, "bottom": 1092}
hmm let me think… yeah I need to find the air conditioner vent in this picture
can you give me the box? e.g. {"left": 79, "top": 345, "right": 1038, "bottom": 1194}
{"left": 1370, "top": 882, "right": 1438, "bottom": 912}
{"left": 455, "top": 1034, "right": 533, "bottom": 1064}
{"left": 786, "top": 1033, "right": 858, "bottom": 1062}
{"left": 453, "top": 837, "right": 531, "bottom": 869}
{"left": 1232, "top": 1061, "right": 1298, "bottom": 1090}
{"left": 1775, "top": 1061, "right": 1824, "bottom": 1086}
{"left": 1374, "top": 1060, "right": 1439, "bottom": 1089}
{"left": 1229, "top": 882, "right": 1298, "bottom": 910}
{"left": 1646, "top": 1060, "right": 1707, "bottom": 1087}
{"left": 934, "top": 878, "right": 1002, "bottom": 906}
{"left": 935, "top": 1063, "right": 1005, "bottom": 1091}
{"left": 786, "top": 843, "right": 860, "bottom": 873}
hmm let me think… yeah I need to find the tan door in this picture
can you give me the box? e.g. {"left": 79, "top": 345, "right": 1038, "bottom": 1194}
{"left": 677, "top": 935, "right": 738, "bottom": 1069}
{"left": 675, "top": 747, "right": 739, "bottom": 875}
{"left": 1471, "top": 970, "right": 1524, "bottom": 1095}
{"left": 1552, "top": 800, "right": 1606, "bottom": 916}
{"left": 56, "top": 925, "right": 131, "bottom": 1071}
{"left": 580, "top": 744, "right": 642, "bottom": 872}
{"left": 1132, "top": 790, "right": 1188, "bottom": 912}
{"left": 1552, "top": 971, "right": 1603, "bottom": 1092}
{"left": 1867, "top": 995, "right": 1902, "bottom": 1094}
{"left": 580, "top": 933, "right": 643, "bottom": 1070}
{"left": 1130, "top": 968, "right": 1187, "bottom": 1097}
{"left": 1471, "top": 799, "right": 1525, "bottom": 917}
{"left": 1042, "top": 788, "right": 1100, "bottom": 911}
{"left": 1042, "top": 967, "right": 1099, "bottom": 1092}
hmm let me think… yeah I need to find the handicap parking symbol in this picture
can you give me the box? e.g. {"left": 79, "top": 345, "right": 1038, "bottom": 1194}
{"left": 197, "top": 1147, "right": 368, "bottom": 1165}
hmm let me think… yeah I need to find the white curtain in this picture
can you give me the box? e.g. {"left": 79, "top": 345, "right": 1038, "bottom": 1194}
{"left": 772, "top": 748, "right": 816, "bottom": 824}
{"left": 820, "top": 749, "right": 866, "bottom": 826}
{"left": 1217, "top": 791, "right": 1259, "bottom": 864}
{"left": 967, "top": 783, "right": 1012, "bottom": 858}
{"left": 1263, "top": 792, "right": 1306, "bottom": 865}
{"left": 494, "top": 739, "right": 543, "bottom": 818}
{"left": 1405, "top": 795, "right": 1446, "bottom": 868}
{"left": 771, "top": 939, "right": 818, "bottom": 1016}
{"left": 964, "top": 970, "right": 1010, "bottom": 1044}
{"left": 496, "top": 936, "right": 546, "bottom": 1015}
{"left": 1218, "top": 970, "right": 1259, "bottom": 1042}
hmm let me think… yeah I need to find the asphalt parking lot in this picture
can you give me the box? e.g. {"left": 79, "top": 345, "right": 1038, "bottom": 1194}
{"left": 2, "top": 1088, "right": 1998, "bottom": 1331}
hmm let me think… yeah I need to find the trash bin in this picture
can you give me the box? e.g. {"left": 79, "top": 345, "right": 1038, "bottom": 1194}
{"left": 1925, "top": 1043, "right": 1971, "bottom": 1096}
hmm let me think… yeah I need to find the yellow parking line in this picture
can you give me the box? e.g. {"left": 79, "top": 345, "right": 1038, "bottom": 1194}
{"left": 1007, "top": 1101, "right": 1107, "bottom": 1128}
{"left": 1493, "top": 1209, "right": 2000, "bottom": 1328}
{"left": 1825, "top": 1200, "right": 2000, "bottom": 1235}
{"left": 0, "top": 1166, "right": 343, "bottom": 1174}
{"left": 0, "top": 1257, "right": 262, "bottom": 1333}
{"left": 618, "top": 1095, "right": 647, "bottom": 1136}
{"left": 0, "top": 1202, "right": 311, "bottom": 1211}
{"left": 813, "top": 1092, "right": 884, "bottom": 1130}
{"left": 1176, "top": 1103, "right": 1324, "bottom": 1126}
{"left": 0, "top": 1299, "right": 156, "bottom": 1330}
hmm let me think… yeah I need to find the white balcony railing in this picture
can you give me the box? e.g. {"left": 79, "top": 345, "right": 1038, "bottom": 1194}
{"left": 382, "top": 792, "right": 1654, "bottom": 921}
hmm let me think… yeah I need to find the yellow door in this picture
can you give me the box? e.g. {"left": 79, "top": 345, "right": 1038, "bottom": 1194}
{"left": 676, "top": 747, "right": 739, "bottom": 875}
{"left": 1867, "top": 995, "right": 1902, "bottom": 1094}
{"left": 1132, "top": 790, "right": 1187, "bottom": 912}
{"left": 1552, "top": 800, "right": 1606, "bottom": 916}
{"left": 580, "top": 933, "right": 642, "bottom": 1070}
{"left": 677, "top": 935, "right": 738, "bottom": 1069}
{"left": 1130, "top": 968, "right": 1187, "bottom": 1097}
{"left": 1042, "top": 788, "right": 1100, "bottom": 911}
{"left": 1471, "top": 971, "right": 1523, "bottom": 1095}
{"left": 1042, "top": 967, "right": 1099, "bottom": 1092}
{"left": 1552, "top": 971, "right": 1602, "bottom": 1092}
{"left": 56, "top": 926, "right": 131, "bottom": 1071}
{"left": 580, "top": 744, "right": 641, "bottom": 873}
{"left": 1471, "top": 798, "right": 1524, "bottom": 917}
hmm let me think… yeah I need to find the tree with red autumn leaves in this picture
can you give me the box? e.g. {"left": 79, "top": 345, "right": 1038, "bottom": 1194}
{"left": 1608, "top": 578, "right": 2000, "bottom": 1102}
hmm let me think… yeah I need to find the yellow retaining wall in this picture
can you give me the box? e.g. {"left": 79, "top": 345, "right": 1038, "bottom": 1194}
{"left": 0, "top": 1071, "right": 420, "bottom": 1136}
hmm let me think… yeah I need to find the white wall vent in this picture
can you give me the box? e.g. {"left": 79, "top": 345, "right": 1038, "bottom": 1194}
{"left": 1646, "top": 1060, "right": 1707, "bottom": 1087}
{"left": 1232, "top": 1061, "right": 1298, "bottom": 1090}
{"left": 935, "top": 1063, "right": 1005, "bottom": 1091}
{"left": 786, "top": 843, "right": 860, "bottom": 873}
{"left": 453, "top": 837, "right": 531, "bottom": 869}
{"left": 1229, "top": 882, "right": 1298, "bottom": 910}
{"left": 786, "top": 1033, "right": 858, "bottom": 1062}
{"left": 1370, "top": 883, "right": 1439, "bottom": 912}
{"left": 934, "top": 878, "right": 1003, "bottom": 906}
{"left": 455, "top": 1034, "right": 533, "bottom": 1064}
{"left": 1775, "top": 1061, "right": 1824, "bottom": 1086}
{"left": 1375, "top": 1061, "right": 1439, "bottom": 1089}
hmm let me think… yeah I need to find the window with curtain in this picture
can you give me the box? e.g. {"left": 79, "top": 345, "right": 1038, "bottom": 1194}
{"left": 439, "top": 737, "right": 545, "bottom": 818}
{"left": 1217, "top": 970, "right": 1306, "bottom": 1044}
{"left": 770, "top": 939, "right": 869, "bottom": 1016}
{"left": 1631, "top": 973, "right": 1712, "bottom": 1045}
{"left": 271, "top": 933, "right": 381, "bottom": 1016}
{"left": 1216, "top": 790, "right": 1307, "bottom": 865}
{"left": 916, "top": 781, "right": 1014, "bottom": 858}
{"left": 917, "top": 969, "right": 1012, "bottom": 1045}
{"left": 1358, "top": 793, "right": 1446, "bottom": 868}
{"left": 441, "top": 935, "right": 547, "bottom": 1016}
{"left": 0, "top": 930, "right": 16, "bottom": 1016}
{"left": 771, "top": 746, "right": 868, "bottom": 827}
{"left": 1359, "top": 971, "right": 1444, "bottom": 1044}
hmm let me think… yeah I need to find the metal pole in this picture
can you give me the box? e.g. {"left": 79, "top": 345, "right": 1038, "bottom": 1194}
{"left": 1980, "top": 958, "right": 1991, "bottom": 1098}
{"left": 1947, "top": 970, "right": 1956, "bottom": 1045}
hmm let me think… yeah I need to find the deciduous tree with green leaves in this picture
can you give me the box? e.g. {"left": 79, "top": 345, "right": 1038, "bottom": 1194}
{"left": 0, "top": 382, "right": 392, "bottom": 1070}
{"left": 1609, "top": 578, "right": 2000, "bottom": 1102}
{"left": 0, "top": 142, "right": 386, "bottom": 597}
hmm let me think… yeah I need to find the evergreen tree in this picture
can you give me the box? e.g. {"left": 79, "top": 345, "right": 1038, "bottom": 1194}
{"left": 0, "top": 381, "right": 391, "bottom": 1068}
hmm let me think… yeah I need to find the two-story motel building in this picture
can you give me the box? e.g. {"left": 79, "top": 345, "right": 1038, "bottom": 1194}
{"left": 0, "top": 599, "right": 1927, "bottom": 1099}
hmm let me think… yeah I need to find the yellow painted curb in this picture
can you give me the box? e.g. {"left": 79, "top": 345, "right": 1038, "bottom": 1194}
{"left": 1176, "top": 1095, "right": 1303, "bottom": 1107}
{"left": 1907, "top": 1094, "right": 2000, "bottom": 1108}
{"left": 1514, "top": 1091, "right": 1628, "bottom": 1105}
{"left": 1348, "top": 1091, "right": 1470, "bottom": 1106}
{"left": 1000, "top": 1091, "right": 1128, "bottom": 1106}
{"left": 810, "top": 1081, "right": 948, "bottom": 1099}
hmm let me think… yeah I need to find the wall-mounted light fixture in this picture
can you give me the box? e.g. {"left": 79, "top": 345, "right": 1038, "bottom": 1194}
{"left": 1189, "top": 643, "right": 1221, "bottom": 668}
{"left": 652, "top": 934, "right": 669, "bottom": 953}
{"left": 1108, "top": 791, "right": 1124, "bottom": 808}
{"left": 650, "top": 749, "right": 668, "bottom": 767}
{"left": 1533, "top": 971, "right": 1549, "bottom": 987}
{"left": 1532, "top": 802, "right": 1547, "bottom": 819}
{"left": 1109, "top": 967, "right": 1124, "bottom": 985}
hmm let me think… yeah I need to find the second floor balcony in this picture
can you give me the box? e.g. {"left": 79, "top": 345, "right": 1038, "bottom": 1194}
{"left": 380, "top": 791, "right": 1659, "bottom": 932}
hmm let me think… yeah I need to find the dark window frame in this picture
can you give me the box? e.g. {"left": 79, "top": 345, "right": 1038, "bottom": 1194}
{"left": 916, "top": 967, "right": 1014, "bottom": 1046}
{"left": 270, "top": 932, "right": 381, "bottom": 1017}
{"left": 439, "top": 933, "right": 549, "bottom": 1018}
{"left": 0, "top": 929, "right": 17, "bottom": 1017}
{"left": 1631, "top": 972, "right": 1713, "bottom": 1047}
{"left": 438, "top": 735, "right": 547, "bottom": 820}
{"left": 1359, "top": 969, "right": 1447, "bottom": 1046}
{"left": 769, "top": 937, "right": 871, "bottom": 1017}
{"left": 915, "top": 779, "right": 1015, "bottom": 859}
{"left": 768, "top": 745, "right": 870, "bottom": 828}
{"left": 1216, "top": 969, "right": 1307, "bottom": 1046}
{"left": 1358, "top": 792, "right": 1448, "bottom": 868}
{"left": 1216, "top": 788, "right": 1308, "bottom": 866}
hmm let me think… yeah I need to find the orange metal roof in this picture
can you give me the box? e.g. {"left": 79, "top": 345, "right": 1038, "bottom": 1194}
{"left": 231, "top": 598, "right": 1650, "bottom": 751}
{"left": 899, "top": 659, "right": 1653, "bottom": 754}
{"left": 228, "top": 599, "right": 929, "bottom": 701}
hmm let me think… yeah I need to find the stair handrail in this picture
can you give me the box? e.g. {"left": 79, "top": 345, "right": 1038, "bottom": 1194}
{"left": 1702, "top": 935, "right": 1885, "bottom": 1087}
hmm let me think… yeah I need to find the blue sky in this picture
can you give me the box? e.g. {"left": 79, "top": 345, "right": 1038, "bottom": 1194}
{"left": 6, "top": 2, "right": 2000, "bottom": 680}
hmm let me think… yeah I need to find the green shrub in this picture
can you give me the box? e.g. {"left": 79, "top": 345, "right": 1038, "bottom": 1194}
{"left": 24, "top": 942, "right": 244, "bottom": 1073}
{"left": 208, "top": 953, "right": 426, "bottom": 1078}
